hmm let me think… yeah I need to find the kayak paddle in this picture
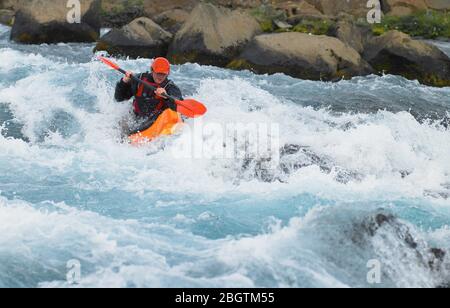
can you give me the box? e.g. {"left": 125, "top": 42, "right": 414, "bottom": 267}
{"left": 98, "top": 56, "right": 207, "bottom": 118}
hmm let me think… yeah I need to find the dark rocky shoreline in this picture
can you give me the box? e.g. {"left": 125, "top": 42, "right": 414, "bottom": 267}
{"left": 1, "top": 0, "right": 450, "bottom": 87}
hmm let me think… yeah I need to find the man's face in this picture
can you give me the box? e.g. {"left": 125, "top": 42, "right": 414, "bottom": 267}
{"left": 152, "top": 71, "right": 168, "bottom": 84}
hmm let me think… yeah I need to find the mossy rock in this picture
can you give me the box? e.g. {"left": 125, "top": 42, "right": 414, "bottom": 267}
{"left": 364, "top": 31, "right": 450, "bottom": 87}
{"left": 18, "top": 32, "right": 33, "bottom": 43}
{"left": 226, "top": 59, "right": 254, "bottom": 71}
{"left": 423, "top": 75, "right": 450, "bottom": 87}
{"left": 234, "top": 32, "right": 373, "bottom": 81}
{"left": 168, "top": 52, "right": 199, "bottom": 65}
{"left": 372, "top": 59, "right": 450, "bottom": 87}
{"left": 260, "top": 20, "right": 274, "bottom": 33}
{"left": 250, "top": 4, "right": 286, "bottom": 33}
{"left": 0, "top": 9, "right": 14, "bottom": 26}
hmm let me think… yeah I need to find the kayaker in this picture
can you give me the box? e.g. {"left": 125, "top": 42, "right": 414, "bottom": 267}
{"left": 115, "top": 57, "right": 183, "bottom": 135}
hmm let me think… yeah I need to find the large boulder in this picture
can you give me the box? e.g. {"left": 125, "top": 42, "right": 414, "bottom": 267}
{"left": 0, "top": 9, "right": 14, "bottom": 26}
{"left": 167, "top": 3, "right": 261, "bottom": 67}
{"left": 334, "top": 20, "right": 367, "bottom": 54}
{"left": 363, "top": 30, "right": 450, "bottom": 87}
{"left": 95, "top": 17, "right": 172, "bottom": 59}
{"left": 154, "top": 9, "right": 189, "bottom": 35}
{"left": 229, "top": 32, "right": 374, "bottom": 81}
{"left": 10, "top": 0, "right": 101, "bottom": 44}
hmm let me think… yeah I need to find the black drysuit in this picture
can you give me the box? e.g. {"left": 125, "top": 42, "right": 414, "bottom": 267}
{"left": 114, "top": 72, "right": 183, "bottom": 134}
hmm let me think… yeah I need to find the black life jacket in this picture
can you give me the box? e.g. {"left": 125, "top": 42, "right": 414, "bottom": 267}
{"left": 132, "top": 73, "right": 173, "bottom": 117}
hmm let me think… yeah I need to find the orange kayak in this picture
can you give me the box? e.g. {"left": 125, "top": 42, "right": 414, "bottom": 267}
{"left": 129, "top": 109, "right": 183, "bottom": 145}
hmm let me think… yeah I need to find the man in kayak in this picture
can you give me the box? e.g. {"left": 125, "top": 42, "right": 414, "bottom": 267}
{"left": 114, "top": 57, "right": 183, "bottom": 136}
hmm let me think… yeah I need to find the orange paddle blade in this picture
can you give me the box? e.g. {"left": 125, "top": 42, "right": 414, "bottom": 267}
{"left": 175, "top": 99, "right": 207, "bottom": 118}
{"left": 98, "top": 56, "right": 120, "bottom": 70}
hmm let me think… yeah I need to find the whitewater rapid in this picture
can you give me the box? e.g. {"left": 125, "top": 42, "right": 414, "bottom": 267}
{"left": 1, "top": 24, "right": 450, "bottom": 287}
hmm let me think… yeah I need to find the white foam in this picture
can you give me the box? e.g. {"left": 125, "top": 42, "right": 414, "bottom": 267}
{"left": 0, "top": 48, "right": 55, "bottom": 72}
{"left": 1, "top": 58, "right": 450, "bottom": 199}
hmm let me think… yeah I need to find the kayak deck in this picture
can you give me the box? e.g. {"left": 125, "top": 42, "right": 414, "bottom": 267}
{"left": 128, "top": 109, "right": 182, "bottom": 145}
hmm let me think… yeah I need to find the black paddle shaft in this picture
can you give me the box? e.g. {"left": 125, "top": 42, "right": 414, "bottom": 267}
{"left": 118, "top": 68, "right": 175, "bottom": 103}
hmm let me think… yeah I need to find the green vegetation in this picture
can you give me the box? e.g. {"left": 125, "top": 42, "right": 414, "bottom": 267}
{"left": 372, "top": 10, "right": 450, "bottom": 39}
{"left": 250, "top": 3, "right": 336, "bottom": 35}
{"left": 292, "top": 19, "right": 335, "bottom": 35}
{"left": 250, "top": 4, "right": 286, "bottom": 33}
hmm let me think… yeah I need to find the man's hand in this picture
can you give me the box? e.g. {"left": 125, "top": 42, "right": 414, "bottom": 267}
{"left": 155, "top": 87, "right": 168, "bottom": 98}
{"left": 122, "top": 71, "right": 133, "bottom": 83}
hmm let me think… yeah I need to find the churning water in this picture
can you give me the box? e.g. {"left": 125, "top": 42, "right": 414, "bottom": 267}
{"left": 1, "top": 24, "right": 450, "bottom": 287}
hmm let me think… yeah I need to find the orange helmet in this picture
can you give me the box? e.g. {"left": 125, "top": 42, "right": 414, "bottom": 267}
{"left": 151, "top": 57, "right": 171, "bottom": 74}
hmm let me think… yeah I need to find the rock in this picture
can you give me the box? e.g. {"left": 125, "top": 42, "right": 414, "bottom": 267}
{"left": 358, "top": 213, "right": 397, "bottom": 237}
{"left": 273, "top": 19, "right": 292, "bottom": 30}
{"left": 389, "top": 6, "right": 417, "bottom": 16}
{"left": 429, "top": 248, "right": 446, "bottom": 271}
{"left": 0, "top": 9, "right": 14, "bottom": 26}
{"left": 235, "top": 144, "right": 364, "bottom": 184}
{"left": 168, "top": 3, "right": 261, "bottom": 67}
{"left": 143, "top": 0, "right": 198, "bottom": 16}
{"left": 101, "top": 5, "right": 144, "bottom": 28}
{"left": 353, "top": 211, "right": 449, "bottom": 277}
{"left": 154, "top": 9, "right": 189, "bottom": 35}
{"left": 210, "top": 0, "right": 266, "bottom": 9}
{"left": 334, "top": 20, "right": 367, "bottom": 54}
{"left": 10, "top": 0, "right": 101, "bottom": 44}
{"left": 280, "top": 0, "right": 324, "bottom": 19}
{"left": 296, "top": 0, "right": 324, "bottom": 16}
{"left": 95, "top": 17, "right": 172, "bottom": 59}
{"left": 363, "top": 30, "right": 450, "bottom": 87}
{"left": 425, "top": 0, "right": 450, "bottom": 10}
{"left": 381, "top": 0, "right": 428, "bottom": 16}
{"left": 306, "top": 0, "right": 430, "bottom": 18}
{"left": 229, "top": 32, "right": 373, "bottom": 81}
{"left": 0, "top": 0, "right": 18, "bottom": 10}
{"left": 306, "top": 0, "right": 371, "bottom": 17}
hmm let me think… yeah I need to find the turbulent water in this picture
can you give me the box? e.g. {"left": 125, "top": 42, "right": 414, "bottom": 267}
{"left": 1, "top": 24, "right": 450, "bottom": 288}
